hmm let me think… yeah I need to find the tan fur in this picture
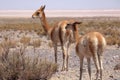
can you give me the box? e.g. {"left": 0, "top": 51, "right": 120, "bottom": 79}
{"left": 66, "top": 23, "right": 106, "bottom": 80}
{"left": 76, "top": 32, "right": 106, "bottom": 57}
{"left": 32, "top": 5, "right": 75, "bottom": 71}
{"left": 0, "top": 45, "right": 4, "bottom": 58}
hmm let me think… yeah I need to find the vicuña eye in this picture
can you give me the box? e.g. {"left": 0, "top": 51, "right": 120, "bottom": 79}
{"left": 36, "top": 12, "right": 39, "bottom": 15}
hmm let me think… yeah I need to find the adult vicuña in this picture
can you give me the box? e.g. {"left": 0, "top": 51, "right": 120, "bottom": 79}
{"left": 65, "top": 22, "right": 106, "bottom": 80}
{"left": 32, "top": 5, "right": 75, "bottom": 71}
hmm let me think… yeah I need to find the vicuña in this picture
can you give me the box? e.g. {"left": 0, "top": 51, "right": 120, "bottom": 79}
{"left": 66, "top": 21, "right": 106, "bottom": 80}
{"left": 32, "top": 5, "right": 76, "bottom": 71}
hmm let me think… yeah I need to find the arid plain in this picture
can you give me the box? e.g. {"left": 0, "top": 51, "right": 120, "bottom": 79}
{"left": 0, "top": 10, "right": 120, "bottom": 80}
{"left": 1, "top": 10, "right": 120, "bottom": 17}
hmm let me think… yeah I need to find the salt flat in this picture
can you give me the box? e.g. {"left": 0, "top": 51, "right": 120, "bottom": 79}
{"left": 0, "top": 10, "right": 120, "bottom": 18}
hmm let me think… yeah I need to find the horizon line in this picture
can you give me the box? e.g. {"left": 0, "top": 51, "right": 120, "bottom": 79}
{"left": 0, "top": 9, "right": 120, "bottom": 11}
{"left": 0, "top": 9, "right": 120, "bottom": 12}
{"left": 1, "top": 9, "right": 120, "bottom": 18}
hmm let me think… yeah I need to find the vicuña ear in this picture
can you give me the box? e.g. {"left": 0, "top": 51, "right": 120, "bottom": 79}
{"left": 74, "top": 22, "right": 82, "bottom": 25}
{"left": 42, "top": 5, "right": 46, "bottom": 10}
{"left": 40, "top": 5, "right": 43, "bottom": 9}
{"left": 40, "top": 5, "right": 45, "bottom": 9}
{"left": 65, "top": 23, "right": 72, "bottom": 29}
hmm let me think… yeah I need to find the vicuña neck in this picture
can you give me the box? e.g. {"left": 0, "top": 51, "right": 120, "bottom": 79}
{"left": 39, "top": 12, "right": 50, "bottom": 34}
{"left": 74, "top": 26, "right": 80, "bottom": 43}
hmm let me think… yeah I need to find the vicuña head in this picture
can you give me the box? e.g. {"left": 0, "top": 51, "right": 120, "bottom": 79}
{"left": 66, "top": 21, "right": 82, "bottom": 43}
{"left": 32, "top": 5, "right": 45, "bottom": 19}
{"left": 32, "top": 5, "right": 50, "bottom": 34}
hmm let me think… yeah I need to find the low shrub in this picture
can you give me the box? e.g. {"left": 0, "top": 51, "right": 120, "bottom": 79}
{"left": 0, "top": 38, "right": 57, "bottom": 80}
{"left": 20, "top": 36, "right": 31, "bottom": 46}
{"left": 0, "top": 49, "right": 57, "bottom": 80}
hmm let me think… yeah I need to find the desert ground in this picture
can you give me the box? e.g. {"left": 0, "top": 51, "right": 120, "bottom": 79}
{"left": 0, "top": 10, "right": 120, "bottom": 80}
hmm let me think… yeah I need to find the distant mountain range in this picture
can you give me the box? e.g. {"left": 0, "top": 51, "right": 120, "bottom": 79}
{"left": 0, "top": 10, "right": 120, "bottom": 18}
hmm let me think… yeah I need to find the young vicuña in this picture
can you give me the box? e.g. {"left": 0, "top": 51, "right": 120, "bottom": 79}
{"left": 66, "top": 21, "right": 106, "bottom": 80}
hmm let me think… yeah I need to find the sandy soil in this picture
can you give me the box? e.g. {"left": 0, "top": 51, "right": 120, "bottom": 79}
{"left": 0, "top": 30, "right": 119, "bottom": 80}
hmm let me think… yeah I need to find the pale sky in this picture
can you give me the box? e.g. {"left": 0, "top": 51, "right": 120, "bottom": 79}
{"left": 0, "top": 0, "right": 120, "bottom": 10}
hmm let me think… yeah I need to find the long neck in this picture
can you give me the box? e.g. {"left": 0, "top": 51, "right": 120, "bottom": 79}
{"left": 74, "top": 26, "right": 80, "bottom": 43}
{"left": 39, "top": 12, "right": 50, "bottom": 34}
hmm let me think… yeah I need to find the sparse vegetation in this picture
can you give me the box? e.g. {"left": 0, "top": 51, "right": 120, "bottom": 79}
{"left": 0, "top": 37, "right": 18, "bottom": 60}
{"left": 77, "top": 19, "right": 120, "bottom": 45}
{"left": 32, "top": 39, "right": 41, "bottom": 48}
{"left": 20, "top": 36, "right": 31, "bottom": 47}
{"left": 31, "top": 39, "right": 42, "bottom": 53}
{"left": 0, "top": 17, "right": 120, "bottom": 45}
{"left": 0, "top": 50, "right": 57, "bottom": 80}
{"left": 0, "top": 38, "right": 58, "bottom": 80}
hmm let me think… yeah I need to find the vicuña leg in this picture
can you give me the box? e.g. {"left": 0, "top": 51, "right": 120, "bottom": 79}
{"left": 98, "top": 54, "right": 103, "bottom": 80}
{"left": 66, "top": 43, "right": 71, "bottom": 71}
{"left": 53, "top": 44, "right": 57, "bottom": 63}
{"left": 61, "top": 45, "right": 67, "bottom": 71}
{"left": 79, "top": 57, "right": 84, "bottom": 80}
{"left": 93, "top": 52, "right": 100, "bottom": 80}
{"left": 87, "top": 58, "right": 92, "bottom": 80}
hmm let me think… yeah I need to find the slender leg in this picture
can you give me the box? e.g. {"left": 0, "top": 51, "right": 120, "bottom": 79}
{"left": 62, "top": 48, "right": 65, "bottom": 71}
{"left": 98, "top": 54, "right": 103, "bottom": 80}
{"left": 87, "top": 58, "right": 92, "bottom": 80}
{"left": 79, "top": 57, "right": 84, "bottom": 80}
{"left": 93, "top": 53, "right": 100, "bottom": 80}
{"left": 61, "top": 46, "right": 67, "bottom": 71}
{"left": 66, "top": 43, "right": 70, "bottom": 71}
{"left": 66, "top": 54, "right": 69, "bottom": 71}
{"left": 54, "top": 44, "right": 57, "bottom": 63}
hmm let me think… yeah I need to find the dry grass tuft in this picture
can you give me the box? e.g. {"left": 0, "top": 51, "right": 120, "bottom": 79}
{"left": 0, "top": 40, "right": 57, "bottom": 80}
{"left": 20, "top": 36, "right": 31, "bottom": 46}
{"left": 1, "top": 37, "right": 17, "bottom": 48}
{"left": 0, "top": 37, "right": 18, "bottom": 60}
{"left": 30, "top": 39, "right": 42, "bottom": 53}
{"left": 32, "top": 39, "right": 41, "bottom": 48}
